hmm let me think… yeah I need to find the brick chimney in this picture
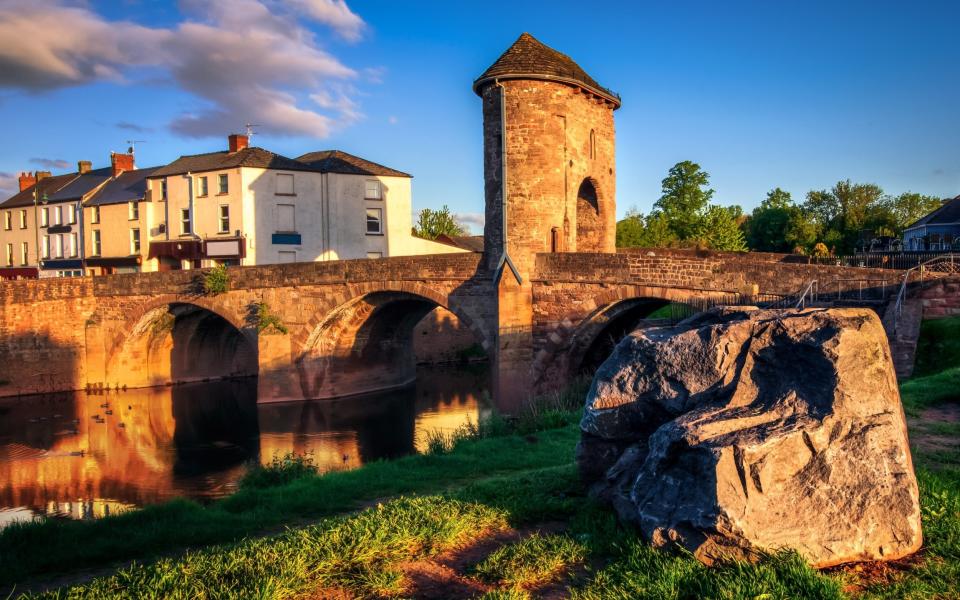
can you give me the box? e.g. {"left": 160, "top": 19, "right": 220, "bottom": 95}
{"left": 110, "top": 152, "right": 134, "bottom": 177}
{"left": 18, "top": 172, "right": 36, "bottom": 192}
{"left": 35, "top": 171, "right": 51, "bottom": 181}
{"left": 228, "top": 134, "right": 249, "bottom": 153}
{"left": 78, "top": 160, "right": 92, "bottom": 174}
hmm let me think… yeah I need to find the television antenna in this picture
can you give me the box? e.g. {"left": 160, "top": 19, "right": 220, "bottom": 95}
{"left": 126, "top": 140, "right": 146, "bottom": 154}
{"left": 244, "top": 123, "right": 260, "bottom": 139}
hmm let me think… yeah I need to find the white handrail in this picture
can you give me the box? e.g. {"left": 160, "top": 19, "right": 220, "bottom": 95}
{"left": 795, "top": 280, "right": 818, "bottom": 309}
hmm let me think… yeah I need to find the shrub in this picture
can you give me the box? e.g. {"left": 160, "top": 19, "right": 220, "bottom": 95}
{"left": 255, "top": 302, "right": 288, "bottom": 334}
{"left": 240, "top": 452, "right": 318, "bottom": 489}
{"left": 203, "top": 264, "right": 230, "bottom": 295}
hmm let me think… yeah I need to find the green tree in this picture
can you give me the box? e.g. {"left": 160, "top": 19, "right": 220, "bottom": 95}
{"left": 654, "top": 161, "right": 714, "bottom": 240}
{"left": 692, "top": 205, "right": 747, "bottom": 252}
{"left": 413, "top": 205, "right": 465, "bottom": 239}
{"left": 615, "top": 209, "right": 679, "bottom": 248}
{"left": 883, "top": 192, "right": 943, "bottom": 230}
{"left": 803, "top": 180, "right": 885, "bottom": 254}
{"left": 746, "top": 188, "right": 795, "bottom": 252}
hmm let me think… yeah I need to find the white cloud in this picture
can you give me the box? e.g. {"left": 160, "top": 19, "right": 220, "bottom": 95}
{"left": 0, "top": 172, "right": 17, "bottom": 199}
{"left": 0, "top": 0, "right": 367, "bottom": 138}
{"left": 285, "top": 0, "right": 365, "bottom": 41}
{"left": 454, "top": 212, "right": 485, "bottom": 233}
{"left": 29, "top": 157, "right": 70, "bottom": 169}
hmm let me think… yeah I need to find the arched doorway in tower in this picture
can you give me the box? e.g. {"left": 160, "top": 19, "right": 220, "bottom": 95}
{"left": 576, "top": 178, "right": 603, "bottom": 251}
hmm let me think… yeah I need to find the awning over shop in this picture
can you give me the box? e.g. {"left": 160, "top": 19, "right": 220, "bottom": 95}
{"left": 86, "top": 256, "right": 142, "bottom": 268}
{"left": 148, "top": 240, "right": 203, "bottom": 261}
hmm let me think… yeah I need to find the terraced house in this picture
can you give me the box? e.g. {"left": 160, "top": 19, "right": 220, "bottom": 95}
{"left": 1, "top": 135, "right": 465, "bottom": 278}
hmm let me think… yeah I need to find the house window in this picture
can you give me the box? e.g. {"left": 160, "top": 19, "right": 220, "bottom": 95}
{"left": 278, "top": 250, "right": 296, "bottom": 263}
{"left": 276, "top": 173, "right": 295, "bottom": 195}
{"left": 20, "top": 242, "right": 28, "bottom": 266}
{"left": 92, "top": 230, "right": 101, "bottom": 256}
{"left": 218, "top": 205, "right": 230, "bottom": 233}
{"left": 130, "top": 229, "right": 141, "bottom": 254}
{"left": 91, "top": 206, "right": 100, "bottom": 224}
{"left": 4, "top": 243, "right": 11, "bottom": 266}
{"left": 67, "top": 203, "right": 76, "bottom": 224}
{"left": 161, "top": 179, "right": 168, "bottom": 200}
{"left": 52, "top": 234, "right": 63, "bottom": 259}
{"left": 52, "top": 205, "right": 61, "bottom": 226}
{"left": 41, "top": 235, "right": 49, "bottom": 259}
{"left": 367, "top": 251, "right": 383, "bottom": 259}
{"left": 365, "top": 180, "right": 382, "bottom": 200}
{"left": 180, "top": 208, "right": 192, "bottom": 235}
{"left": 366, "top": 208, "right": 382, "bottom": 234}
{"left": 276, "top": 204, "right": 295, "bottom": 232}
{"left": 19, "top": 210, "right": 27, "bottom": 229}
{"left": 41, "top": 207, "right": 49, "bottom": 227}
{"left": 3, "top": 211, "right": 10, "bottom": 230}
{"left": 128, "top": 201, "right": 139, "bottom": 220}
{"left": 68, "top": 233, "right": 78, "bottom": 258}
{"left": 218, "top": 174, "right": 228, "bottom": 195}
{"left": 198, "top": 176, "right": 208, "bottom": 197}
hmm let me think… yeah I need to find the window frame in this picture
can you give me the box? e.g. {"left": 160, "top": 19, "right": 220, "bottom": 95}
{"left": 90, "top": 206, "right": 100, "bottom": 224}
{"left": 19, "top": 209, "right": 27, "bottom": 229}
{"left": 5, "top": 243, "right": 12, "bottom": 266}
{"left": 366, "top": 251, "right": 383, "bottom": 259}
{"left": 366, "top": 207, "right": 383, "bottom": 235}
{"left": 52, "top": 205, "right": 61, "bottom": 226}
{"left": 52, "top": 234, "right": 63, "bottom": 259}
{"left": 91, "top": 230, "right": 101, "bottom": 256}
{"left": 3, "top": 211, "right": 10, "bottom": 231}
{"left": 41, "top": 207, "right": 49, "bottom": 228}
{"left": 161, "top": 179, "right": 168, "bottom": 200}
{"left": 364, "top": 180, "right": 382, "bottom": 200}
{"left": 130, "top": 228, "right": 141, "bottom": 255}
{"left": 20, "top": 242, "right": 28, "bottom": 266}
{"left": 218, "top": 204, "right": 230, "bottom": 234}
{"left": 218, "top": 174, "right": 228, "bottom": 195}
{"left": 68, "top": 232, "right": 78, "bottom": 258}
{"left": 180, "top": 208, "right": 192, "bottom": 235}
{"left": 198, "top": 176, "right": 209, "bottom": 197}
{"left": 128, "top": 201, "right": 139, "bottom": 221}
{"left": 276, "top": 173, "right": 295, "bottom": 196}
{"left": 66, "top": 203, "right": 76, "bottom": 225}
{"left": 41, "top": 235, "right": 50, "bottom": 259}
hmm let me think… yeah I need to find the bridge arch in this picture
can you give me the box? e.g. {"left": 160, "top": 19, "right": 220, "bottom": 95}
{"left": 293, "top": 281, "right": 490, "bottom": 400}
{"left": 532, "top": 284, "right": 733, "bottom": 389}
{"left": 105, "top": 296, "right": 257, "bottom": 388}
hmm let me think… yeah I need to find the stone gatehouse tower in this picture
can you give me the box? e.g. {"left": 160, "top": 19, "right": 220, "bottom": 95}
{"left": 475, "top": 32, "right": 621, "bottom": 280}
{"left": 474, "top": 33, "right": 621, "bottom": 407}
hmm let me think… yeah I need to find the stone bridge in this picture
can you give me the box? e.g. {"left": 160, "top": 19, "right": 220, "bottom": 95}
{"left": 0, "top": 248, "right": 929, "bottom": 409}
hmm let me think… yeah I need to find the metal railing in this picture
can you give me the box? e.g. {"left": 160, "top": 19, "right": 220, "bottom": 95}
{"left": 893, "top": 254, "right": 960, "bottom": 334}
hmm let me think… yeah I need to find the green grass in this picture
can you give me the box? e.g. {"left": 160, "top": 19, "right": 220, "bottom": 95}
{"left": 7, "top": 322, "right": 960, "bottom": 598}
{"left": 473, "top": 533, "right": 587, "bottom": 589}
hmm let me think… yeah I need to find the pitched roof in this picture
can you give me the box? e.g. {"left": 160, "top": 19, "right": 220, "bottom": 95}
{"left": 296, "top": 150, "right": 412, "bottom": 178}
{"left": 85, "top": 167, "right": 161, "bottom": 206}
{"left": 46, "top": 167, "right": 113, "bottom": 202}
{"left": 473, "top": 32, "right": 621, "bottom": 107}
{"left": 435, "top": 234, "right": 484, "bottom": 252}
{"left": 149, "top": 147, "right": 315, "bottom": 178}
{"left": 905, "top": 195, "right": 960, "bottom": 230}
{"left": 0, "top": 173, "right": 78, "bottom": 209}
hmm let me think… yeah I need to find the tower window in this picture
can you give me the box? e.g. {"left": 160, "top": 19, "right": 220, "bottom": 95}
{"left": 589, "top": 129, "right": 596, "bottom": 159}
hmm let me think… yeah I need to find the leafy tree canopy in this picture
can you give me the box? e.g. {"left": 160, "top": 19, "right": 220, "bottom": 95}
{"left": 413, "top": 205, "right": 465, "bottom": 239}
{"left": 654, "top": 161, "right": 714, "bottom": 240}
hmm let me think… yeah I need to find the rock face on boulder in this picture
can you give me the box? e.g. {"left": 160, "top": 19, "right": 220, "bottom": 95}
{"left": 577, "top": 307, "right": 922, "bottom": 568}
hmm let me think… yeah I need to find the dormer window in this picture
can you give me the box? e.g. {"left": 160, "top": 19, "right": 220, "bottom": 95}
{"left": 365, "top": 180, "right": 382, "bottom": 200}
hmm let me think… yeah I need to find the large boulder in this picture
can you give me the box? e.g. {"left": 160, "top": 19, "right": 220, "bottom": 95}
{"left": 577, "top": 307, "right": 922, "bottom": 568}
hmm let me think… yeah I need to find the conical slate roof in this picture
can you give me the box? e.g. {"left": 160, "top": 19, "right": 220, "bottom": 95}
{"left": 473, "top": 33, "right": 620, "bottom": 107}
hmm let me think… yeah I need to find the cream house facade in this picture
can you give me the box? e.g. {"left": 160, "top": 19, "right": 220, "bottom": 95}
{"left": 144, "top": 135, "right": 462, "bottom": 270}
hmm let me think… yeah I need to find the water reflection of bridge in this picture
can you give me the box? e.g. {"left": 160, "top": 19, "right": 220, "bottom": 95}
{"left": 0, "top": 366, "right": 489, "bottom": 523}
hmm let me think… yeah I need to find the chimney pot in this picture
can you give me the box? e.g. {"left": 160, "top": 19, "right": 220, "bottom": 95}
{"left": 228, "top": 134, "right": 249, "bottom": 153}
{"left": 110, "top": 152, "right": 135, "bottom": 177}
{"left": 18, "top": 172, "right": 36, "bottom": 192}
{"left": 78, "top": 160, "right": 92, "bottom": 174}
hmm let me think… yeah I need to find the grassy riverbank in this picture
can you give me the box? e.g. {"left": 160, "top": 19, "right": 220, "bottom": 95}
{"left": 5, "top": 321, "right": 960, "bottom": 598}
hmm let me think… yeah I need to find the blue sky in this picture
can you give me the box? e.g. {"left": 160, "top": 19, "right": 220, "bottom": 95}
{"left": 1, "top": 0, "right": 958, "bottom": 233}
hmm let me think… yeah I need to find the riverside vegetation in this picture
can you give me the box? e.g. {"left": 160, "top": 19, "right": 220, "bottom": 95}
{"left": 2, "top": 321, "right": 959, "bottom": 599}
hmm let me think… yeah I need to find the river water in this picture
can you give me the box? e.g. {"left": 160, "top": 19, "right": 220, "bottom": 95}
{"left": 0, "top": 364, "right": 491, "bottom": 528}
